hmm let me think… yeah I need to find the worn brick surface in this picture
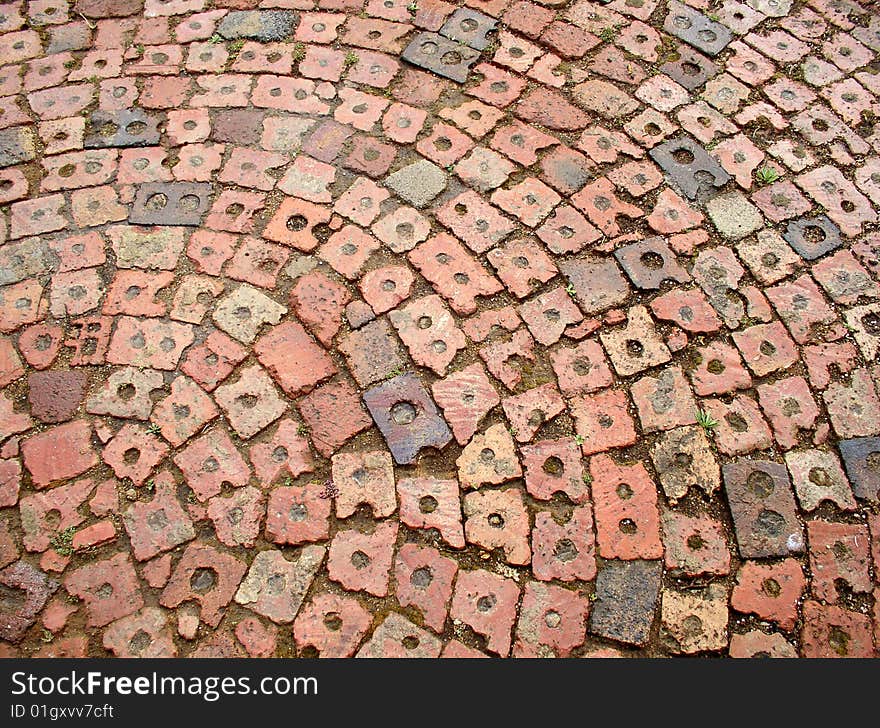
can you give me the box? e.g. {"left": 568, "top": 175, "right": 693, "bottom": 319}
{"left": 328, "top": 520, "right": 398, "bottom": 597}
{"left": 731, "top": 559, "right": 805, "bottom": 630}
{"left": 661, "top": 584, "right": 729, "bottom": 655}
{"left": 234, "top": 546, "right": 324, "bottom": 624}
{"left": 801, "top": 601, "right": 875, "bottom": 658}
{"left": 463, "top": 487, "right": 531, "bottom": 565}
{"left": 723, "top": 460, "right": 805, "bottom": 559}
{"left": 160, "top": 544, "right": 246, "bottom": 628}
{"left": 294, "top": 593, "right": 372, "bottom": 658}
{"left": 662, "top": 511, "right": 730, "bottom": 577}
{"left": 2, "top": 0, "right": 879, "bottom": 660}
{"left": 590, "top": 559, "right": 662, "bottom": 647}
{"left": 532, "top": 505, "right": 596, "bottom": 583}
{"left": 450, "top": 568, "right": 520, "bottom": 656}
{"left": 591, "top": 455, "right": 662, "bottom": 561}
{"left": 513, "top": 580, "right": 589, "bottom": 657}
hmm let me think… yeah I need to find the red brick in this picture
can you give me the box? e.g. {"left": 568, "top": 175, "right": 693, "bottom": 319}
{"left": 731, "top": 559, "right": 805, "bottom": 630}
{"left": 591, "top": 454, "right": 662, "bottom": 561}
{"left": 64, "top": 553, "right": 143, "bottom": 628}
{"left": 173, "top": 428, "right": 251, "bottom": 501}
{"left": 648, "top": 188, "right": 704, "bottom": 234}
{"left": 149, "top": 376, "right": 218, "bottom": 447}
{"left": 502, "top": 383, "right": 566, "bottom": 443}
{"left": 0, "top": 279, "right": 48, "bottom": 332}
{"left": 434, "top": 189, "right": 515, "bottom": 255}
{"left": 19, "top": 477, "right": 92, "bottom": 552}
{"left": 296, "top": 378, "right": 372, "bottom": 457}
{"left": 88, "top": 478, "right": 118, "bottom": 518}
{"left": 542, "top": 21, "right": 599, "bottom": 58}
{"left": 106, "top": 316, "right": 195, "bottom": 371}
{"left": 254, "top": 320, "right": 336, "bottom": 399}
{"left": 293, "top": 593, "right": 372, "bottom": 658}
{"left": 519, "top": 286, "right": 584, "bottom": 347}
{"left": 289, "top": 271, "right": 349, "bottom": 346}
{"left": 729, "top": 630, "right": 798, "bottom": 658}
{"left": 801, "top": 601, "right": 874, "bottom": 658}
{"left": 397, "top": 476, "right": 464, "bottom": 549}
{"left": 180, "top": 331, "right": 247, "bottom": 392}
{"left": 0, "top": 336, "right": 25, "bottom": 387}
{"left": 21, "top": 420, "right": 97, "bottom": 488}
{"left": 331, "top": 450, "right": 396, "bottom": 519}
{"left": 356, "top": 612, "right": 441, "bottom": 657}
{"left": 463, "top": 487, "right": 531, "bottom": 565}
{"left": 803, "top": 341, "right": 859, "bottom": 391}
{"left": 219, "top": 147, "right": 287, "bottom": 192}
{"left": 487, "top": 239, "right": 558, "bottom": 300}
{"left": 531, "top": 505, "right": 596, "bottom": 583}
{"left": 570, "top": 388, "right": 637, "bottom": 456}
{"left": 823, "top": 364, "right": 880, "bottom": 436}
{"left": 339, "top": 319, "right": 406, "bottom": 387}
{"left": 205, "top": 190, "right": 264, "bottom": 234}
{"left": 408, "top": 234, "right": 503, "bottom": 315}
{"left": 704, "top": 395, "right": 774, "bottom": 456}
{"left": 456, "top": 423, "right": 522, "bottom": 489}
{"left": 732, "top": 321, "right": 799, "bottom": 377}
{"left": 490, "top": 119, "right": 557, "bottom": 166}
{"left": 249, "top": 418, "right": 315, "bottom": 486}
{"left": 278, "top": 155, "right": 336, "bottom": 204}
{"left": 208, "top": 485, "right": 265, "bottom": 548}
{"left": 263, "top": 197, "right": 332, "bottom": 252}
{"left": 797, "top": 165, "right": 875, "bottom": 237}
{"left": 123, "top": 471, "right": 195, "bottom": 561}
{"left": 0, "top": 458, "right": 20, "bottom": 509}
{"left": 319, "top": 224, "right": 381, "bottom": 280}
{"left": 662, "top": 511, "right": 730, "bottom": 577}
{"left": 71, "top": 520, "right": 116, "bottom": 550}
{"left": 16, "top": 325, "right": 62, "bottom": 371}
{"left": 234, "top": 546, "right": 323, "bottom": 624}
{"left": 513, "top": 581, "right": 590, "bottom": 657}
{"left": 49, "top": 270, "right": 103, "bottom": 319}
{"left": 631, "top": 366, "right": 697, "bottom": 433}
{"left": 441, "top": 640, "right": 488, "bottom": 658}
{"left": 520, "top": 439, "right": 587, "bottom": 504}
{"left": 550, "top": 339, "right": 613, "bottom": 397}
{"left": 224, "top": 237, "right": 289, "bottom": 289}
{"left": 102, "top": 423, "right": 168, "bottom": 486}
{"left": 66, "top": 315, "right": 114, "bottom": 366}
{"left": 689, "top": 341, "right": 752, "bottom": 396}
{"left": 807, "top": 520, "right": 872, "bottom": 604}
{"left": 468, "top": 63, "right": 527, "bottom": 109}
{"left": 160, "top": 543, "right": 246, "bottom": 627}
{"left": 516, "top": 87, "right": 589, "bottom": 131}
{"left": 503, "top": 1, "right": 554, "bottom": 38}
{"left": 1, "top": 391, "right": 33, "bottom": 437}
{"left": 358, "top": 266, "right": 413, "bottom": 315}
{"left": 388, "top": 294, "right": 466, "bottom": 376}
{"left": 101, "top": 270, "right": 171, "bottom": 318}
{"left": 328, "top": 520, "right": 397, "bottom": 597}
{"left": 234, "top": 616, "right": 277, "bottom": 658}
{"left": 766, "top": 275, "right": 838, "bottom": 345}
{"left": 28, "top": 83, "right": 93, "bottom": 120}
{"left": 393, "top": 543, "right": 457, "bottom": 632}
{"left": 757, "top": 376, "right": 820, "bottom": 449}
{"left": 265, "top": 483, "right": 331, "bottom": 546}
{"left": 450, "top": 568, "right": 520, "bottom": 656}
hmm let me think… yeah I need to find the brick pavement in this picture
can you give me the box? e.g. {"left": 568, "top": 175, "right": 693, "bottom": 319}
{"left": 0, "top": 0, "right": 879, "bottom": 658}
